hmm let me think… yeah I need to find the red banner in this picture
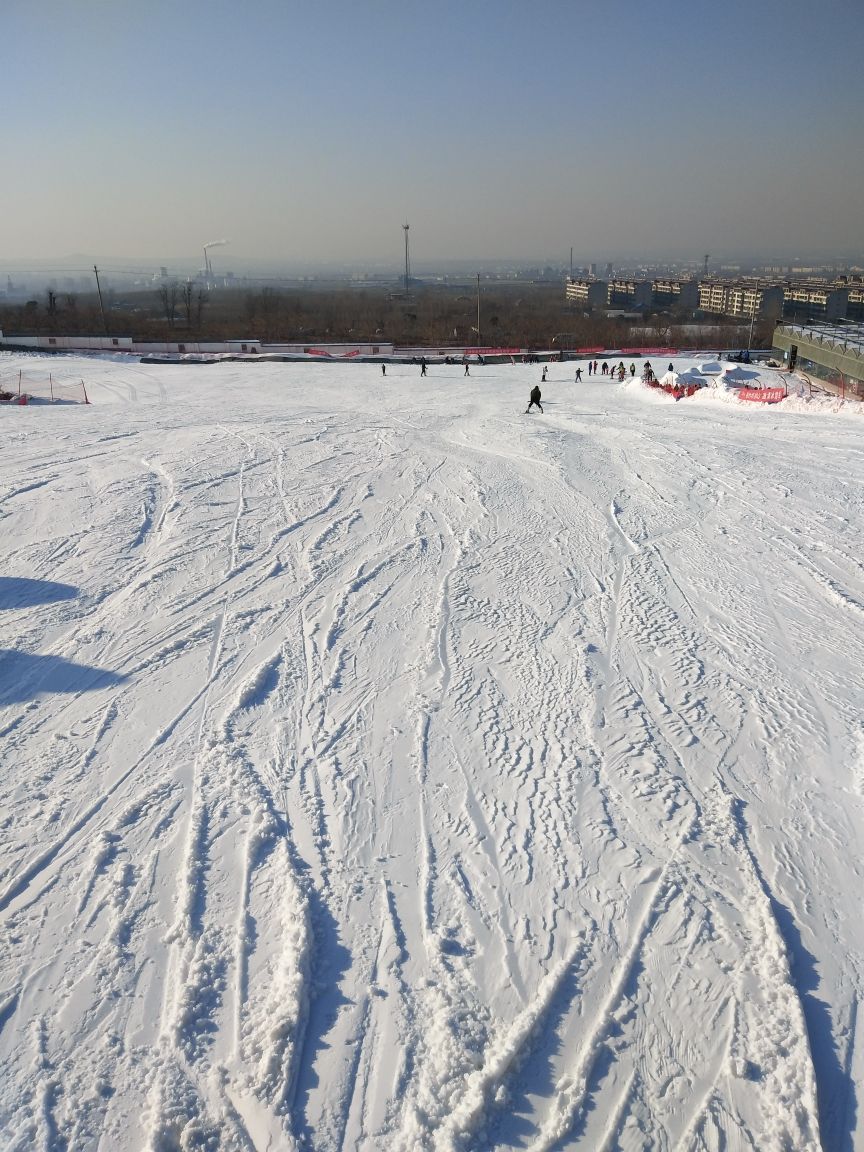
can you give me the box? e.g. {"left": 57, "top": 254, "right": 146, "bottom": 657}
{"left": 739, "top": 388, "right": 785, "bottom": 403}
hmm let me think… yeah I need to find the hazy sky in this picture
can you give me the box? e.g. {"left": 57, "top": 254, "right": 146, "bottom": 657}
{"left": 4, "top": 0, "right": 863, "bottom": 267}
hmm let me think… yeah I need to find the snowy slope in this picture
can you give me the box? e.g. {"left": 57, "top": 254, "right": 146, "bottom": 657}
{"left": 1, "top": 353, "right": 863, "bottom": 1151}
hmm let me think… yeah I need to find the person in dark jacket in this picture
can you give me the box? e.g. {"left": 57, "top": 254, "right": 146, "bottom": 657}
{"left": 527, "top": 385, "right": 543, "bottom": 412}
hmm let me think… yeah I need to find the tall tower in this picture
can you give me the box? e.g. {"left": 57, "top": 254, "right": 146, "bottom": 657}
{"left": 703, "top": 254, "right": 710, "bottom": 277}
{"left": 403, "top": 223, "right": 411, "bottom": 295}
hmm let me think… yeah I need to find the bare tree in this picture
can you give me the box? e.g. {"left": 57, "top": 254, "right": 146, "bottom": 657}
{"left": 158, "top": 282, "right": 179, "bottom": 328}
{"left": 196, "top": 290, "right": 208, "bottom": 330}
{"left": 181, "top": 282, "right": 194, "bottom": 328}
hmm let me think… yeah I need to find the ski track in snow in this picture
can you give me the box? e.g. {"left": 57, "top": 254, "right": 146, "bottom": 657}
{"left": 1, "top": 355, "right": 863, "bottom": 1150}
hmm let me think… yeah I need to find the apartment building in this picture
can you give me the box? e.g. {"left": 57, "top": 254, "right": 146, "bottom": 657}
{"left": 783, "top": 283, "right": 848, "bottom": 321}
{"left": 697, "top": 280, "right": 784, "bottom": 320}
{"left": 565, "top": 278, "right": 608, "bottom": 308}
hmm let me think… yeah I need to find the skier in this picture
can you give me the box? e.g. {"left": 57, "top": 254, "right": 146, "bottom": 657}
{"left": 602, "top": 361, "right": 608, "bottom": 375}
{"left": 464, "top": 362, "right": 470, "bottom": 376}
{"left": 575, "top": 367, "right": 582, "bottom": 381}
{"left": 630, "top": 363, "right": 635, "bottom": 377}
{"left": 668, "top": 362, "right": 674, "bottom": 373}
{"left": 421, "top": 359, "right": 427, "bottom": 377}
{"left": 594, "top": 360, "right": 599, "bottom": 374}
{"left": 381, "top": 364, "right": 386, "bottom": 376}
{"left": 541, "top": 366, "right": 548, "bottom": 383}
{"left": 588, "top": 361, "right": 593, "bottom": 376}
{"left": 527, "top": 384, "right": 543, "bottom": 413}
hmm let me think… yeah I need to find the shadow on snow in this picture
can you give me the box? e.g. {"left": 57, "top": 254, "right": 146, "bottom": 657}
{"left": 0, "top": 648, "right": 127, "bottom": 704}
{"left": 0, "top": 576, "right": 79, "bottom": 609}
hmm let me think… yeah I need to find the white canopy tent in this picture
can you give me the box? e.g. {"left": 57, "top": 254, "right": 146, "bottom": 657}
{"left": 722, "top": 364, "right": 761, "bottom": 385}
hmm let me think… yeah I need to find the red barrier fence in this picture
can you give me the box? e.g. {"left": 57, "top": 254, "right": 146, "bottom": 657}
{"left": 573, "top": 347, "right": 679, "bottom": 356}
{"left": 738, "top": 388, "right": 785, "bottom": 404}
{"left": 462, "top": 347, "right": 524, "bottom": 356}
{"left": 618, "top": 347, "right": 679, "bottom": 356}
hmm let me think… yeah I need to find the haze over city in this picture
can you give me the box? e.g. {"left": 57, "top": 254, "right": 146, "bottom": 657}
{"left": 4, "top": 0, "right": 863, "bottom": 270}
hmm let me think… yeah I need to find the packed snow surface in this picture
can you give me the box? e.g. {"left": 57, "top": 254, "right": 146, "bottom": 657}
{"left": 1, "top": 354, "right": 863, "bottom": 1151}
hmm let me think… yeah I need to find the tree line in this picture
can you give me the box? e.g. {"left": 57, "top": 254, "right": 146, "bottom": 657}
{"left": 0, "top": 283, "right": 768, "bottom": 350}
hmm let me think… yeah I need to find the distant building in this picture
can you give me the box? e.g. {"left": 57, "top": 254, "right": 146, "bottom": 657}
{"left": 566, "top": 276, "right": 698, "bottom": 312}
{"left": 783, "top": 282, "right": 848, "bottom": 321}
{"left": 847, "top": 287, "right": 864, "bottom": 321}
{"left": 698, "top": 280, "right": 784, "bottom": 320}
{"left": 608, "top": 279, "right": 652, "bottom": 309}
{"left": 565, "top": 278, "right": 607, "bottom": 307}
{"left": 838, "top": 278, "right": 864, "bottom": 321}
{"left": 650, "top": 278, "right": 699, "bottom": 310}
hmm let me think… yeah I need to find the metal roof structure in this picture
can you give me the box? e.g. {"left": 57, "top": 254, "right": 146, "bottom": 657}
{"left": 773, "top": 320, "right": 864, "bottom": 396}
{"left": 780, "top": 320, "right": 864, "bottom": 356}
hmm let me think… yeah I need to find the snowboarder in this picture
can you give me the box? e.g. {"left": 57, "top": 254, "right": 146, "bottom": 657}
{"left": 527, "top": 385, "right": 543, "bottom": 413}
{"left": 575, "top": 368, "right": 582, "bottom": 381}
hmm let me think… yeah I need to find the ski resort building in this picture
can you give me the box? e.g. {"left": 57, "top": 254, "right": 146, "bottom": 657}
{"left": 772, "top": 320, "right": 864, "bottom": 398}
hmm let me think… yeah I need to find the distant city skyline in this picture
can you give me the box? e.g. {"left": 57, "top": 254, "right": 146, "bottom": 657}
{"left": 5, "top": 0, "right": 864, "bottom": 266}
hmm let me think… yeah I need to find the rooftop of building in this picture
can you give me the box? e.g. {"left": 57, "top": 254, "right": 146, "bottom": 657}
{"left": 779, "top": 320, "right": 864, "bottom": 355}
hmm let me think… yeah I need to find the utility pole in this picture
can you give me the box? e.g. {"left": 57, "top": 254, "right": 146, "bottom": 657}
{"left": 403, "top": 222, "right": 410, "bottom": 296}
{"left": 747, "top": 277, "right": 760, "bottom": 353}
{"left": 476, "top": 273, "right": 481, "bottom": 347}
{"left": 93, "top": 265, "right": 109, "bottom": 336}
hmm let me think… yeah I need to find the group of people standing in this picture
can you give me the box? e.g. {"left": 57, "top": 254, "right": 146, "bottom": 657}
{"left": 582, "top": 360, "right": 639, "bottom": 381}
{"left": 383, "top": 355, "right": 670, "bottom": 415}
{"left": 528, "top": 357, "right": 667, "bottom": 411}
